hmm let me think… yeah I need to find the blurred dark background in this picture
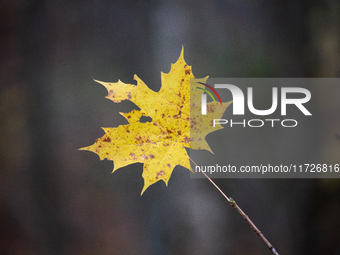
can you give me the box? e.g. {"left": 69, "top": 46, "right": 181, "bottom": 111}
{"left": 1, "top": 0, "right": 340, "bottom": 254}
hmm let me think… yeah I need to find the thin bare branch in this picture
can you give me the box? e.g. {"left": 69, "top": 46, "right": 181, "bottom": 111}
{"left": 189, "top": 157, "right": 279, "bottom": 255}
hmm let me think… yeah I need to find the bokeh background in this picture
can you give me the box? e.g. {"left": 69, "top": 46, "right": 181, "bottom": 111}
{"left": 1, "top": 0, "right": 340, "bottom": 254}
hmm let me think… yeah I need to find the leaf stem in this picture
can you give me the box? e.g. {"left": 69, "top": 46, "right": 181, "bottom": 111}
{"left": 189, "top": 157, "right": 279, "bottom": 255}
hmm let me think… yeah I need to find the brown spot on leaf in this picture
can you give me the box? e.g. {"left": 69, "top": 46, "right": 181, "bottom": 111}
{"left": 149, "top": 154, "right": 155, "bottom": 159}
{"left": 153, "top": 122, "right": 158, "bottom": 126}
{"left": 167, "top": 164, "right": 171, "bottom": 168}
{"left": 207, "top": 104, "right": 215, "bottom": 113}
{"left": 128, "top": 92, "right": 132, "bottom": 99}
{"left": 108, "top": 90, "right": 114, "bottom": 96}
{"left": 103, "top": 137, "right": 111, "bottom": 143}
{"left": 156, "top": 170, "right": 165, "bottom": 180}
{"left": 185, "top": 69, "right": 191, "bottom": 75}
{"left": 177, "top": 131, "right": 182, "bottom": 135}
{"left": 172, "top": 110, "right": 182, "bottom": 119}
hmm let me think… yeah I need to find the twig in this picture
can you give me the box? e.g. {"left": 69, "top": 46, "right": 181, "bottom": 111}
{"left": 189, "top": 157, "right": 279, "bottom": 255}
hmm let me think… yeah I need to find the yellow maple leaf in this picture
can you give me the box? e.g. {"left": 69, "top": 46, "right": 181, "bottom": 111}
{"left": 80, "top": 47, "right": 232, "bottom": 194}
